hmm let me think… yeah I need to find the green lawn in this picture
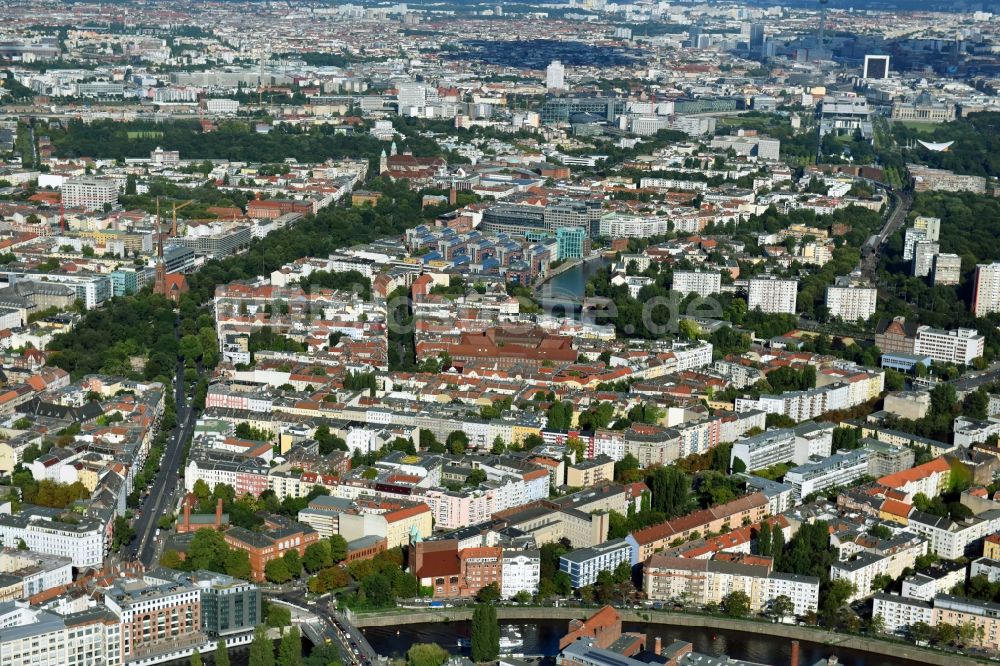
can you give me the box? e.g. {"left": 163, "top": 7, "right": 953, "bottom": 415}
{"left": 893, "top": 120, "right": 938, "bottom": 133}
{"left": 719, "top": 116, "right": 782, "bottom": 128}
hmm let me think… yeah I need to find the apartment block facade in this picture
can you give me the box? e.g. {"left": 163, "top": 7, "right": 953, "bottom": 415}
{"left": 643, "top": 553, "right": 819, "bottom": 617}
{"left": 560, "top": 539, "right": 634, "bottom": 588}
{"left": 61, "top": 178, "right": 118, "bottom": 211}
{"left": 747, "top": 278, "right": 798, "bottom": 315}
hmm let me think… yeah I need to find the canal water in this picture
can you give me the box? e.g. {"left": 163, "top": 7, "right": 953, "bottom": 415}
{"left": 362, "top": 619, "right": 924, "bottom": 666}
{"left": 535, "top": 257, "right": 608, "bottom": 317}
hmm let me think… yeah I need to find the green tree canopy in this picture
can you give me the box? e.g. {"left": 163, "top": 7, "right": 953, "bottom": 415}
{"left": 277, "top": 626, "right": 302, "bottom": 666}
{"left": 249, "top": 625, "right": 275, "bottom": 666}
{"left": 471, "top": 603, "right": 499, "bottom": 662}
{"left": 406, "top": 643, "right": 449, "bottom": 666}
{"left": 722, "top": 590, "right": 752, "bottom": 618}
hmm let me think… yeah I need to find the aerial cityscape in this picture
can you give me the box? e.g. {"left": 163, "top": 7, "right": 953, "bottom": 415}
{"left": 5, "top": 1, "right": 1000, "bottom": 665}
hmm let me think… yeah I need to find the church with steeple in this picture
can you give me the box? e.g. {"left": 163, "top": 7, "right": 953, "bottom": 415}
{"left": 377, "top": 140, "right": 445, "bottom": 186}
{"left": 153, "top": 216, "right": 189, "bottom": 304}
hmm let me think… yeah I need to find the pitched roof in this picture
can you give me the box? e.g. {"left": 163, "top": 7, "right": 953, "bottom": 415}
{"left": 560, "top": 605, "right": 621, "bottom": 647}
{"left": 880, "top": 498, "right": 912, "bottom": 518}
{"left": 631, "top": 493, "right": 767, "bottom": 546}
{"left": 878, "top": 457, "right": 950, "bottom": 488}
{"left": 414, "top": 548, "right": 460, "bottom": 579}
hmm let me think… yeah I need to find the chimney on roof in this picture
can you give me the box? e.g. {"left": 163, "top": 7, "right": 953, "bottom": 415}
{"left": 790, "top": 640, "right": 800, "bottom": 666}
{"left": 654, "top": 637, "right": 661, "bottom": 656}
{"left": 215, "top": 498, "right": 224, "bottom": 529}
{"left": 183, "top": 498, "right": 191, "bottom": 531}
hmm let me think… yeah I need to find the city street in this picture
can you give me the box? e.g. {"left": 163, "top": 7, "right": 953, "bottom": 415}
{"left": 272, "top": 592, "right": 380, "bottom": 666}
{"left": 861, "top": 188, "right": 913, "bottom": 280}
{"left": 129, "top": 319, "right": 198, "bottom": 566}
{"left": 950, "top": 360, "right": 1000, "bottom": 395}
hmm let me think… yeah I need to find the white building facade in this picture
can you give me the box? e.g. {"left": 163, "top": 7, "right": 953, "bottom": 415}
{"left": 747, "top": 278, "right": 798, "bottom": 315}
{"left": 913, "top": 326, "right": 985, "bottom": 365}
{"left": 61, "top": 178, "right": 118, "bottom": 211}
{"left": 673, "top": 271, "right": 722, "bottom": 298}
{"left": 501, "top": 549, "right": 541, "bottom": 599}
{"left": 826, "top": 286, "right": 877, "bottom": 322}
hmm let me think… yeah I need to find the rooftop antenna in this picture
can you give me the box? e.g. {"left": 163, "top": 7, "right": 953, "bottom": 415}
{"left": 817, "top": 0, "right": 829, "bottom": 57}
{"left": 257, "top": 39, "right": 271, "bottom": 107}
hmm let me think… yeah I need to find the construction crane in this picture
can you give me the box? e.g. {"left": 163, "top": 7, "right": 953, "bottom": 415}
{"left": 155, "top": 197, "right": 162, "bottom": 259}
{"left": 170, "top": 200, "right": 195, "bottom": 237}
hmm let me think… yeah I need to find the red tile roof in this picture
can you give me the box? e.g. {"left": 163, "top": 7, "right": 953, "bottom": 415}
{"left": 415, "top": 548, "right": 460, "bottom": 578}
{"left": 878, "top": 457, "right": 950, "bottom": 488}
{"left": 880, "top": 499, "right": 912, "bottom": 518}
